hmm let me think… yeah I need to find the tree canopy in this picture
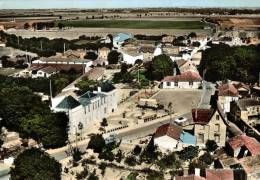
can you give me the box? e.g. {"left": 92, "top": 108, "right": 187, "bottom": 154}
{"left": 108, "top": 50, "right": 121, "bottom": 64}
{"left": 10, "top": 148, "right": 61, "bottom": 180}
{"left": 145, "top": 54, "right": 175, "bottom": 81}
{"left": 199, "top": 44, "right": 260, "bottom": 83}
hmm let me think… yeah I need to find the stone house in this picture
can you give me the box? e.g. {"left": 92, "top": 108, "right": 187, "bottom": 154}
{"left": 98, "top": 47, "right": 110, "bottom": 60}
{"left": 154, "top": 123, "right": 196, "bottom": 151}
{"left": 192, "top": 104, "right": 228, "bottom": 147}
{"left": 226, "top": 134, "right": 260, "bottom": 159}
{"left": 218, "top": 83, "right": 239, "bottom": 113}
{"left": 230, "top": 98, "right": 260, "bottom": 126}
{"left": 160, "top": 70, "right": 202, "bottom": 89}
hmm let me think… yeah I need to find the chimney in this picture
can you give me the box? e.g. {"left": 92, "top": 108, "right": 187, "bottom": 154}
{"left": 98, "top": 87, "right": 101, "bottom": 93}
{"left": 195, "top": 168, "right": 200, "bottom": 176}
{"left": 173, "top": 68, "right": 177, "bottom": 76}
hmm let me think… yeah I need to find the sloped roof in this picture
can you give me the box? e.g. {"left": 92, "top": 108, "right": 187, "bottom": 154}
{"left": 237, "top": 98, "right": 260, "bottom": 111}
{"left": 114, "top": 33, "right": 133, "bottom": 42}
{"left": 206, "top": 169, "right": 234, "bottom": 180}
{"left": 162, "top": 71, "right": 202, "bottom": 82}
{"left": 192, "top": 102, "right": 227, "bottom": 125}
{"left": 79, "top": 91, "right": 97, "bottom": 106}
{"left": 56, "top": 96, "right": 80, "bottom": 109}
{"left": 192, "top": 108, "right": 214, "bottom": 124}
{"left": 218, "top": 84, "right": 239, "bottom": 97}
{"left": 39, "top": 66, "right": 57, "bottom": 74}
{"left": 85, "top": 67, "right": 105, "bottom": 80}
{"left": 227, "top": 134, "right": 260, "bottom": 156}
{"left": 175, "top": 175, "right": 206, "bottom": 180}
{"left": 154, "top": 123, "right": 182, "bottom": 141}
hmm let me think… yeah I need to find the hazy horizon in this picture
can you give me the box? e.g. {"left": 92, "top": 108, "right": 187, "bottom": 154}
{"left": 0, "top": 0, "right": 260, "bottom": 9}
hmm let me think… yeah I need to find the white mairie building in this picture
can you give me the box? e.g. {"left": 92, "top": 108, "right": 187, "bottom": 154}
{"left": 52, "top": 82, "right": 117, "bottom": 140}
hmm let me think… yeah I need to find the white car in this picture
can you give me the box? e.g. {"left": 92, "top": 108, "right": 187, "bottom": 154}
{"left": 175, "top": 117, "right": 187, "bottom": 124}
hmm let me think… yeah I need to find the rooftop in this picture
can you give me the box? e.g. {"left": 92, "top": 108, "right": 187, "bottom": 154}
{"left": 162, "top": 70, "right": 202, "bottom": 82}
{"left": 237, "top": 98, "right": 260, "bottom": 111}
{"left": 227, "top": 134, "right": 260, "bottom": 156}
{"left": 154, "top": 123, "right": 182, "bottom": 141}
{"left": 218, "top": 84, "right": 239, "bottom": 97}
{"left": 113, "top": 33, "right": 133, "bottom": 42}
{"left": 206, "top": 169, "right": 234, "bottom": 180}
{"left": 56, "top": 95, "right": 80, "bottom": 110}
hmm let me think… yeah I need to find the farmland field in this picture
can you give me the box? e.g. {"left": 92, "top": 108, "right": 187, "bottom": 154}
{"left": 54, "top": 20, "right": 206, "bottom": 29}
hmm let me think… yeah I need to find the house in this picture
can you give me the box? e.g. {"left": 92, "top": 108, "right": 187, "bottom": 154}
{"left": 52, "top": 82, "right": 117, "bottom": 139}
{"left": 98, "top": 47, "right": 110, "bottom": 59}
{"left": 113, "top": 33, "right": 133, "bottom": 48}
{"left": 162, "top": 35, "right": 175, "bottom": 44}
{"left": 92, "top": 58, "right": 108, "bottom": 66}
{"left": 154, "top": 123, "right": 196, "bottom": 151}
{"left": 175, "top": 60, "right": 197, "bottom": 73}
{"left": 232, "top": 82, "right": 250, "bottom": 96}
{"left": 63, "top": 49, "right": 86, "bottom": 59}
{"left": 192, "top": 103, "right": 228, "bottom": 147}
{"left": 84, "top": 67, "right": 105, "bottom": 81}
{"left": 230, "top": 98, "right": 260, "bottom": 126}
{"left": 31, "top": 66, "right": 58, "bottom": 78}
{"left": 32, "top": 56, "right": 93, "bottom": 73}
{"left": 161, "top": 70, "right": 202, "bottom": 89}
{"left": 235, "top": 154, "right": 260, "bottom": 180}
{"left": 119, "top": 47, "right": 144, "bottom": 65}
{"left": 218, "top": 83, "right": 239, "bottom": 113}
{"left": 139, "top": 46, "right": 156, "bottom": 61}
{"left": 191, "top": 51, "right": 202, "bottom": 66}
{"left": 175, "top": 169, "right": 234, "bottom": 180}
{"left": 0, "top": 41, "right": 6, "bottom": 47}
{"left": 226, "top": 134, "right": 260, "bottom": 158}
{"left": 190, "top": 35, "right": 208, "bottom": 47}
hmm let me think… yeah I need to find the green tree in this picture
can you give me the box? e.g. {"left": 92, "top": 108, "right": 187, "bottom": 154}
{"left": 132, "top": 145, "right": 142, "bottom": 155}
{"left": 75, "top": 79, "right": 97, "bottom": 95}
{"left": 20, "top": 113, "right": 69, "bottom": 148}
{"left": 108, "top": 50, "right": 121, "bottom": 64}
{"left": 156, "top": 152, "right": 180, "bottom": 171}
{"left": 10, "top": 148, "right": 61, "bottom": 180}
{"left": 199, "top": 152, "right": 214, "bottom": 165}
{"left": 179, "top": 146, "right": 199, "bottom": 162}
{"left": 101, "top": 118, "right": 108, "bottom": 127}
{"left": 206, "top": 140, "right": 218, "bottom": 152}
{"left": 127, "top": 172, "right": 138, "bottom": 180}
{"left": 87, "top": 134, "right": 106, "bottom": 153}
{"left": 146, "top": 54, "right": 174, "bottom": 81}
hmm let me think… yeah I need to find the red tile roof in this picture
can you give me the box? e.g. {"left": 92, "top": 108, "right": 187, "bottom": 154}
{"left": 206, "top": 169, "right": 234, "bottom": 180}
{"left": 176, "top": 175, "right": 206, "bottom": 180}
{"left": 162, "top": 70, "right": 202, "bottom": 82}
{"left": 227, "top": 134, "right": 260, "bottom": 156}
{"left": 218, "top": 84, "right": 239, "bottom": 97}
{"left": 154, "top": 123, "right": 182, "bottom": 140}
{"left": 192, "top": 109, "right": 214, "bottom": 124}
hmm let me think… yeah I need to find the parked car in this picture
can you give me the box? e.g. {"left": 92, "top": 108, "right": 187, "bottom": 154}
{"left": 175, "top": 117, "right": 187, "bottom": 124}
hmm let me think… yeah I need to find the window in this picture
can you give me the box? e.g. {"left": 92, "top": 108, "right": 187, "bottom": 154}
{"left": 175, "top": 82, "right": 178, "bottom": 87}
{"left": 167, "top": 82, "right": 171, "bottom": 86}
{"left": 214, "top": 134, "right": 220, "bottom": 143}
{"left": 215, "top": 124, "right": 220, "bottom": 132}
{"left": 189, "top": 81, "right": 193, "bottom": 86}
{"left": 198, "top": 133, "right": 204, "bottom": 143}
{"left": 216, "top": 115, "right": 219, "bottom": 121}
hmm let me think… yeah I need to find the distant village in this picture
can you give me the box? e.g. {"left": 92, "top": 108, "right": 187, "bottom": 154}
{"left": 0, "top": 14, "right": 260, "bottom": 180}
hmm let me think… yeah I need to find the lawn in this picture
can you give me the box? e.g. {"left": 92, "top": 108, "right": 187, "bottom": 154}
{"left": 55, "top": 20, "right": 205, "bottom": 29}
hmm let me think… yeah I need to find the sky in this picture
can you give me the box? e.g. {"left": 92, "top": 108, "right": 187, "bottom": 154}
{"left": 0, "top": 0, "right": 260, "bottom": 9}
